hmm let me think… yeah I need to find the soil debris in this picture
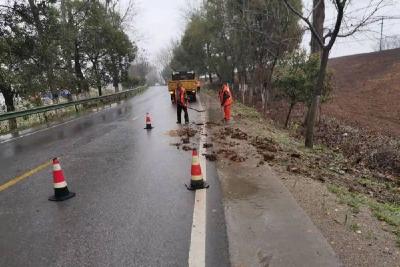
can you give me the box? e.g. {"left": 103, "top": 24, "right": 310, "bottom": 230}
{"left": 182, "top": 145, "right": 193, "bottom": 151}
{"left": 251, "top": 137, "right": 279, "bottom": 153}
{"left": 217, "top": 149, "right": 237, "bottom": 158}
{"left": 217, "top": 149, "right": 247, "bottom": 162}
{"left": 204, "top": 153, "right": 217, "bottom": 161}
{"left": 231, "top": 129, "right": 248, "bottom": 140}
{"left": 170, "top": 142, "right": 181, "bottom": 148}
{"left": 203, "top": 143, "right": 213, "bottom": 149}
{"left": 177, "top": 127, "right": 197, "bottom": 137}
{"left": 166, "top": 130, "right": 179, "bottom": 137}
{"left": 230, "top": 154, "right": 247, "bottom": 162}
{"left": 287, "top": 165, "right": 301, "bottom": 173}
{"left": 291, "top": 152, "right": 301, "bottom": 158}
{"left": 206, "top": 121, "right": 221, "bottom": 127}
{"left": 263, "top": 153, "right": 275, "bottom": 161}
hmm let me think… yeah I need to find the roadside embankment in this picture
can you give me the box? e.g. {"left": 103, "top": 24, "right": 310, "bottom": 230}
{"left": 202, "top": 89, "right": 400, "bottom": 266}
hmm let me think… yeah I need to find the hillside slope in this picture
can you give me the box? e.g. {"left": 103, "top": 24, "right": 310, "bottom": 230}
{"left": 325, "top": 48, "right": 400, "bottom": 137}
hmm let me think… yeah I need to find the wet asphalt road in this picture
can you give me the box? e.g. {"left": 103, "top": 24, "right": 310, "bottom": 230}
{"left": 0, "top": 86, "right": 230, "bottom": 266}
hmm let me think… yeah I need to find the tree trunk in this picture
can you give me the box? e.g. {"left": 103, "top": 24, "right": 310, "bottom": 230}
{"left": 305, "top": 48, "right": 329, "bottom": 148}
{"left": 303, "top": 105, "right": 310, "bottom": 126}
{"left": 311, "top": 0, "right": 325, "bottom": 54}
{"left": 208, "top": 73, "right": 213, "bottom": 84}
{"left": 2, "top": 88, "right": 17, "bottom": 130}
{"left": 28, "top": 0, "right": 43, "bottom": 34}
{"left": 248, "top": 86, "right": 254, "bottom": 106}
{"left": 241, "top": 83, "right": 247, "bottom": 103}
{"left": 263, "top": 85, "right": 269, "bottom": 116}
{"left": 263, "top": 58, "right": 278, "bottom": 116}
{"left": 113, "top": 80, "right": 119, "bottom": 92}
{"left": 285, "top": 102, "right": 295, "bottom": 128}
{"left": 113, "top": 70, "right": 119, "bottom": 93}
{"left": 91, "top": 58, "right": 102, "bottom": 96}
{"left": 74, "top": 40, "right": 88, "bottom": 93}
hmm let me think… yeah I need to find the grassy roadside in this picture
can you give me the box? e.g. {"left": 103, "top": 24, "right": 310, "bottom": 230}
{"left": 0, "top": 86, "right": 148, "bottom": 135}
{"left": 205, "top": 88, "right": 400, "bottom": 248}
{"left": 328, "top": 184, "right": 400, "bottom": 246}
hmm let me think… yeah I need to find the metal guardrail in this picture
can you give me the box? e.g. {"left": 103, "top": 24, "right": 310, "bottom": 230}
{"left": 0, "top": 86, "right": 145, "bottom": 122}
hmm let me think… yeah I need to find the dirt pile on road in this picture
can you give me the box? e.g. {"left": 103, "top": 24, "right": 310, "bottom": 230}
{"left": 167, "top": 126, "right": 201, "bottom": 150}
{"left": 203, "top": 152, "right": 217, "bottom": 161}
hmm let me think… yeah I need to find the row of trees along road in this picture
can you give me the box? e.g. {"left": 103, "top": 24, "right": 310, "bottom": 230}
{"left": 0, "top": 0, "right": 139, "bottom": 129}
{"left": 164, "top": 0, "right": 389, "bottom": 148}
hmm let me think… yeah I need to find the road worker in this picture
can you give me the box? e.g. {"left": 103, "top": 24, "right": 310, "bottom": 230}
{"left": 219, "top": 82, "right": 233, "bottom": 123}
{"left": 176, "top": 82, "right": 189, "bottom": 124}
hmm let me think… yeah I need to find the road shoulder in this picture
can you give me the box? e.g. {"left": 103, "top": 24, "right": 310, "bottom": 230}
{"left": 202, "top": 91, "right": 341, "bottom": 267}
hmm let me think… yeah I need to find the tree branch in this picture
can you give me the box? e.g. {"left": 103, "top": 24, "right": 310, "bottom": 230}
{"left": 336, "top": 0, "right": 386, "bottom": 38}
{"left": 282, "top": 0, "right": 324, "bottom": 47}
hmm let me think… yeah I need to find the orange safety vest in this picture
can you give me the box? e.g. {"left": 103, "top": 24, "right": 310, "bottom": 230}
{"left": 176, "top": 87, "right": 186, "bottom": 106}
{"left": 220, "top": 85, "right": 233, "bottom": 106}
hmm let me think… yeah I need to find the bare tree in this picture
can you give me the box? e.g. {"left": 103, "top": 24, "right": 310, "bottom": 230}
{"left": 156, "top": 43, "right": 175, "bottom": 82}
{"left": 283, "top": 0, "right": 388, "bottom": 148}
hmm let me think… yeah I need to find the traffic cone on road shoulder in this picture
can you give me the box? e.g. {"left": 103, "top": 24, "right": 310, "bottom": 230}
{"left": 48, "top": 158, "right": 75, "bottom": 201}
{"left": 186, "top": 149, "right": 209, "bottom": 190}
{"left": 144, "top": 112, "right": 153, "bottom": 130}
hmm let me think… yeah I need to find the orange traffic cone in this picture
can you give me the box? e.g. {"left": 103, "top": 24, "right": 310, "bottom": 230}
{"left": 186, "top": 149, "right": 209, "bottom": 190}
{"left": 48, "top": 158, "right": 75, "bottom": 201}
{"left": 145, "top": 112, "right": 153, "bottom": 130}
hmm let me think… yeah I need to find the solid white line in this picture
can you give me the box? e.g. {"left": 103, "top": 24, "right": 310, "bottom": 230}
{"left": 188, "top": 96, "right": 207, "bottom": 267}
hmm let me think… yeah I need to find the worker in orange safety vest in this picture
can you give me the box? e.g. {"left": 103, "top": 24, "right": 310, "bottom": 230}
{"left": 219, "top": 82, "right": 233, "bottom": 123}
{"left": 176, "top": 82, "right": 189, "bottom": 124}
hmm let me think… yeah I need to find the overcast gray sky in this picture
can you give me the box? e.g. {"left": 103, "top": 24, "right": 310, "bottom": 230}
{"left": 302, "top": 0, "right": 400, "bottom": 57}
{"left": 132, "top": 0, "right": 400, "bottom": 62}
{"left": 132, "top": 0, "right": 200, "bottom": 62}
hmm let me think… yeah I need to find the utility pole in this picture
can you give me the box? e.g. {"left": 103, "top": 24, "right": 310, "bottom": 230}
{"left": 379, "top": 17, "right": 384, "bottom": 51}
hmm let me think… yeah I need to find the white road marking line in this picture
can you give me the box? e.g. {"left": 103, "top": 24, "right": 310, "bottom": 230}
{"left": 189, "top": 96, "right": 207, "bottom": 267}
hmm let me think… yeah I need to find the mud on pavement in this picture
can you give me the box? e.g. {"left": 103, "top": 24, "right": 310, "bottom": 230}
{"left": 167, "top": 125, "right": 201, "bottom": 151}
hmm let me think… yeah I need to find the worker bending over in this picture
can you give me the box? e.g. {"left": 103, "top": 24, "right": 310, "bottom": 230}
{"left": 176, "top": 82, "right": 189, "bottom": 124}
{"left": 219, "top": 82, "right": 233, "bottom": 123}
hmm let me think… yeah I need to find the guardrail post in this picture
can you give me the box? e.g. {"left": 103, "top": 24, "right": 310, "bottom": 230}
{"left": 44, "top": 112, "right": 48, "bottom": 123}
